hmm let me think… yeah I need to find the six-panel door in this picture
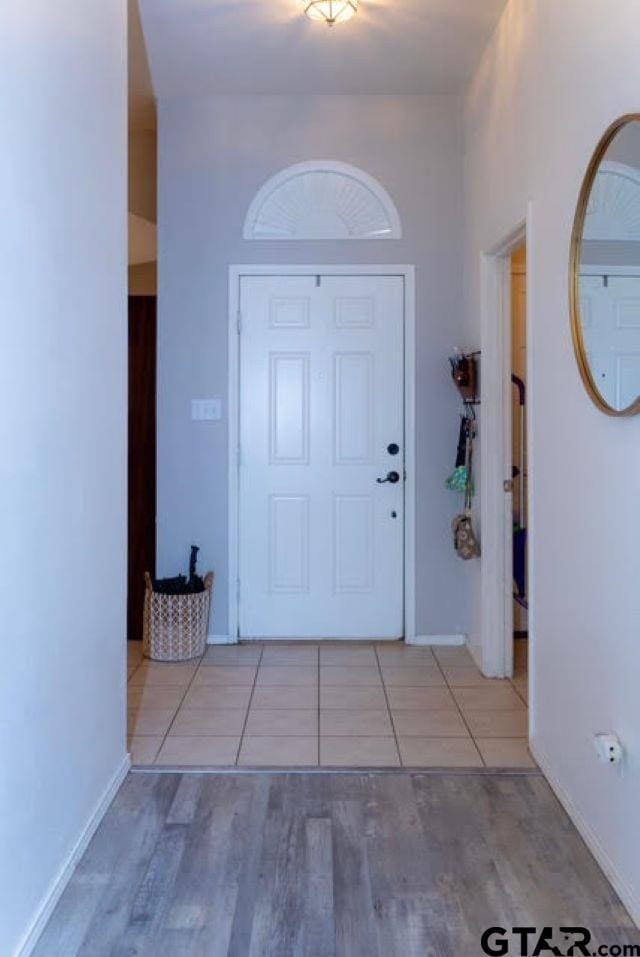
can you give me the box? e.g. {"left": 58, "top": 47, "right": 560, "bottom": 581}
{"left": 239, "top": 274, "right": 405, "bottom": 638}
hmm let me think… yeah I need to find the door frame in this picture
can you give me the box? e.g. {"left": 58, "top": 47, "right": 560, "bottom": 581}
{"left": 227, "top": 264, "right": 416, "bottom": 643}
{"left": 479, "top": 206, "right": 535, "bottom": 682}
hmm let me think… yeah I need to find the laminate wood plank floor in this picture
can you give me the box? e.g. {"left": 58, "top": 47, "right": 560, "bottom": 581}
{"left": 35, "top": 770, "right": 638, "bottom": 956}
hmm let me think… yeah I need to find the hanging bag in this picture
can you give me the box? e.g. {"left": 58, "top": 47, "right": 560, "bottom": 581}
{"left": 452, "top": 417, "right": 481, "bottom": 560}
{"left": 452, "top": 511, "right": 481, "bottom": 560}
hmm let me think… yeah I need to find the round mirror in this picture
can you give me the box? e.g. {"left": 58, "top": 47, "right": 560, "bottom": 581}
{"left": 570, "top": 114, "right": 640, "bottom": 415}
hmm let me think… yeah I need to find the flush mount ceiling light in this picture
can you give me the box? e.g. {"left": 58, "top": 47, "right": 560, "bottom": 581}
{"left": 302, "top": 0, "right": 358, "bottom": 25}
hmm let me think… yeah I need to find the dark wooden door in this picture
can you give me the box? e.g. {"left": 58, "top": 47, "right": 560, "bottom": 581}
{"left": 128, "top": 296, "right": 157, "bottom": 640}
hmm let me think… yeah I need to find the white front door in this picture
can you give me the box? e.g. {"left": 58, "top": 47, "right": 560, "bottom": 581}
{"left": 579, "top": 273, "right": 640, "bottom": 408}
{"left": 238, "top": 273, "right": 405, "bottom": 639}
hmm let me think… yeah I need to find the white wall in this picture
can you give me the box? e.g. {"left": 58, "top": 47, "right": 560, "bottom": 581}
{"left": 464, "top": 0, "right": 640, "bottom": 921}
{"left": 0, "top": 2, "right": 128, "bottom": 953}
{"left": 157, "top": 94, "right": 472, "bottom": 639}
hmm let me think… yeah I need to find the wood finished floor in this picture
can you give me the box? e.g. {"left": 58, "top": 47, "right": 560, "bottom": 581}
{"left": 35, "top": 770, "right": 638, "bottom": 956}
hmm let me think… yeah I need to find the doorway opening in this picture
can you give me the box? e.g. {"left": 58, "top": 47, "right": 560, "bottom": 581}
{"left": 127, "top": 296, "right": 157, "bottom": 641}
{"left": 510, "top": 244, "right": 529, "bottom": 697}
{"left": 127, "top": 0, "right": 158, "bottom": 644}
{"left": 228, "top": 265, "right": 416, "bottom": 643}
{"left": 479, "top": 210, "right": 533, "bottom": 700}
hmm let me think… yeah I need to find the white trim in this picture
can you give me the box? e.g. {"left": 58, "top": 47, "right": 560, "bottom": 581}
{"left": 15, "top": 753, "right": 131, "bottom": 957}
{"left": 580, "top": 264, "right": 640, "bottom": 277}
{"left": 479, "top": 206, "right": 535, "bottom": 684}
{"left": 243, "top": 161, "right": 402, "bottom": 241}
{"left": 408, "top": 634, "right": 466, "bottom": 647}
{"left": 207, "top": 633, "right": 235, "bottom": 645}
{"left": 530, "top": 739, "right": 640, "bottom": 928}
{"left": 239, "top": 635, "right": 385, "bottom": 643}
{"left": 228, "top": 264, "right": 416, "bottom": 643}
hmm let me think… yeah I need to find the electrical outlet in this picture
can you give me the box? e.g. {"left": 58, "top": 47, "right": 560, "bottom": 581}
{"left": 593, "top": 732, "right": 624, "bottom": 765}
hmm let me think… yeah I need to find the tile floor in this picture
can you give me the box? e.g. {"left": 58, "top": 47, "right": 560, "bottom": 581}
{"left": 127, "top": 639, "right": 532, "bottom": 769}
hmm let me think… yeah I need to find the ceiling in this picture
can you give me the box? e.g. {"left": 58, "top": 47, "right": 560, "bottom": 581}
{"left": 138, "top": 0, "right": 508, "bottom": 98}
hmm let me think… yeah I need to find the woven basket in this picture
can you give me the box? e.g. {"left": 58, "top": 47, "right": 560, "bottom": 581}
{"left": 142, "top": 571, "right": 214, "bottom": 662}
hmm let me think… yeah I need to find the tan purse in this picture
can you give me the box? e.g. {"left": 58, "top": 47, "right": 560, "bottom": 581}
{"left": 452, "top": 511, "right": 481, "bottom": 560}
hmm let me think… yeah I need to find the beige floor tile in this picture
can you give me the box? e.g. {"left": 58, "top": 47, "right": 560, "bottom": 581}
{"left": 321, "top": 736, "right": 400, "bottom": 767}
{"left": 128, "top": 735, "right": 163, "bottom": 765}
{"left": 464, "top": 710, "right": 529, "bottom": 738}
{"left": 320, "top": 709, "right": 393, "bottom": 736}
{"left": 320, "top": 647, "right": 377, "bottom": 665}
{"left": 391, "top": 709, "right": 470, "bottom": 737}
{"left": 475, "top": 738, "right": 536, "bottom": 768}
{"left": 385, "top": 686, "right": 457, "bottom": 711}
{"left": 182, "top": 685, "right": 252, "bottom": 710}
{"left": 191, "top": 666, "right": 256, "bottom": 687}
{"left": 127, "top": 707, "right": 176, "bottom": 735}
{"left": 380, "top": 666, "right": 445, "bottom": 687}
{"left": 320, "top": 666, "right": 382, "bottom": 686}
{"left": 128, "top": 661, "right": 198, "bottom": 687}
{"left": 239, "top": 736, "right": 318, "bottom": 767}
{"left": 320, "top": 686, "right": 387, "bottom": 710}
{"left": 452, "top": 685, "right": 526, "bottom": 713}
{"left": 261, "top": 646, "right": 318, "bottom": 665}
{"left": 170, "top": 708, "right": 247, "bottom": 736}
{"left": 440, "top": 666, "right": 504, "bottom": 688}
{"left": 252, "top": 685, "right": 318, "bottom": 709}
{"left": 398, "top": 737, "right": 483, "bottom": 768}
{"left": 245, "top": 709, "right": 318, "bottom": 736}
{"left": 202, "top": 645, "right": 262, "bottom": 665}
{"left": 156, "top": 736, "right": 240, "bottom": 766}
{"left": 432, "top": 646, "right": 474, "bottom": 665}
{"left": 376, "top": 645, "right": 436, "bottom": 665}
{"left": 127, "top": 685, "right": 186, "bottom": 710}
{"left": 256, "top": 665, "right": 317, "bottom": 686}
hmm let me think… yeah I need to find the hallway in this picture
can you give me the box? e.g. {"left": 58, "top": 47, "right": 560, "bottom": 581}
{"left": 128, "top": 641, "right": 531, "bottom": 769}
{"left": 35, "top": 769, "right": 639, "bottom": 956}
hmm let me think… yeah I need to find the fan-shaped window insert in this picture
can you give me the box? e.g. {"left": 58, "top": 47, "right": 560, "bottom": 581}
{"left": 243, "top": 161, "right": 402, "bottom": 240}
{"left": 584, "top": 161, "right": 640, "bottom": 241}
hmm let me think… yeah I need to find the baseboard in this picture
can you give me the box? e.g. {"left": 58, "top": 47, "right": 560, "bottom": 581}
{"left": 15, "top": 753, "right": 131, "bottom": 957}
{"left": 208, "top": 634, "right": 467, "bottom": 646}
{"left": 207, "top": 634, "right": 237, "bottom": 645}
{"left": 530, "top": 738, "right": 640, "bottom": 928}
{"left": 407, "top": 634, "right": 467, "bottom": 646}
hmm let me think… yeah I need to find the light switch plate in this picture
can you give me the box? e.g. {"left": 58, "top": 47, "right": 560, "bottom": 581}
{"left": 191, "top": 398, "right": 222, "bottom": 421}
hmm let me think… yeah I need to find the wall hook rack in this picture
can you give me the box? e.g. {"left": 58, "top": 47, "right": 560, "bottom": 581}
{"left": 449, "top": 350, "right": 481, "bottom": 406}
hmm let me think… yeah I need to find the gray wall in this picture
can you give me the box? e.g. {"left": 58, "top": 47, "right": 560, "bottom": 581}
{"left": 157, "top": 94, "right": 471, "bottom": 638}
{"left": 0, "top": 1, "right": 127, "bottom": 952}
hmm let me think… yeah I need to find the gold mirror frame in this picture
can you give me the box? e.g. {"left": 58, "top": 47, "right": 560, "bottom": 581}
{"left": 569, "top": 113, "right": 640, "bottom": 417}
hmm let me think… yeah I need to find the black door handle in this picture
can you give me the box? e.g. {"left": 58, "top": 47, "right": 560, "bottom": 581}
{"left": 377, "top": 470, "right": 400, "bottom": 485}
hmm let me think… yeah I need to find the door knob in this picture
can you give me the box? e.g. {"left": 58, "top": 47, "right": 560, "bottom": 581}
{"left": 377, "top": 470, "right": 400, "bottom": 485}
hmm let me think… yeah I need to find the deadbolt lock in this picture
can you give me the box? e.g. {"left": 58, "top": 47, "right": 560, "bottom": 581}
{"left": 503, "top": 479, "right": 514, "bottom": 493}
